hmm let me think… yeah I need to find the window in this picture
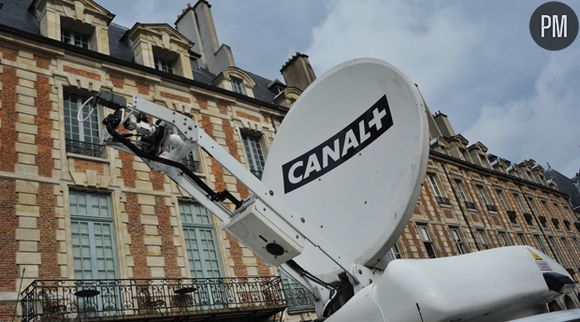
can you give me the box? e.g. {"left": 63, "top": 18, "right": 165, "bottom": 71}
{"left": 563, "top": 220, "right": 572, "bottom": 231}
{"left": 191, "top": 57, "right": 199, "bottom": 70}
{"left": 428, "top": 174, "right": 443, "bottom": 197}
{"left": 279, "top": 270, "right": 315, "bottom": 313}
{"left": 476, "top": 185, "right": 496, "bottom": 212}
{"left": 387, "top": 243, "right": 402, "bottom": 261}
{"left": 154, "top": 57, "right": 174, "bottom": 74}
{"left": 507, "top": 211, "right": 519, "bottom": 226}
{"left": 477, "top": 230, "right": 489, "bottom": 249}
{"left": 513, "top": 194, "right": 527, "bottom": 214}
{"left": 527, "top": 197, "right": 538, "bottom": 214}
{"left": 417, "top": 225, "right": 437, "bottom": 258}
{"left": 242, "top": 133, "right": 266, "bottom": 178}
{"left": 61, "top": 29, "right": 90, "bottom": 49}
{"left": 179, "top": 202, "right": 222, "bottom": 278}
{"left": 459, "top": 149, "right": 469, "bottom": 162}
{"left": 450, "top": 227, "right": 467, "bottom": 254}
{"left": 428, "top": 174, "right": 450, "bottom": 205}
{"left": 64, "top": 92, "right": 104, "bottom": 158}
{"left": 182, "top": 150, "right": 201, "bottom": 173}
{"left": 548, "top": 236, "right": 564, "bottom": 263}
{"left": 70, "top": 191, "right": 117, "bottom": 280}
{"left": 455, "top": 180, "right": 475, "bottom": 210}
{"left": 524, "top": 213, "right": 534, "bottom": 227}
{"left": 496, "top": 189, "right": 512, "bottom": 211}
{"left": 554, "top": 203, "right": 565, "bottom": 217}
{"left": 539, "top": 216, "right": 548, "bottom": 228}
{"left": 561, "top": 238, "right": 575, "bottom": 265}
{"left": 541, "top": 201, "right": 552, "bottom": 216}
{"left": 231, "top": 76, "right": 245, "bottom": 94}
{"left": 533, "top": 235, "right": 545, "bottom": 253}
{"left": 477, "top": 154, "right": 487, "bottom": 167}
{"left": 552, "top": 218, "right": 561, "bottom": 230}
{"left": 517, "top": 233, "right": 527, "bottom": 245}
{"left": 498, "top": 232, "right": 510, "bottom": 246}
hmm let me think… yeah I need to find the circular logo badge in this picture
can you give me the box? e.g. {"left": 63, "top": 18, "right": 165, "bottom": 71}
{"left": 530, "top": 1, "right": 578, "bottom": 50}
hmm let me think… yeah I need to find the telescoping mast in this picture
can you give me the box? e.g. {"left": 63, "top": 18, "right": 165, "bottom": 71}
{"left": 86, "top": 59, "right": 576, "bottom": 321}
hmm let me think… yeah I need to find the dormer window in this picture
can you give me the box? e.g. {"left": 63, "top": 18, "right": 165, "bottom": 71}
{"left": 153, "top": 46, "right": 178, "bottom": 74}
{"left": 61, "top": 29, "right": 89, "bottom": 49}
{"left": 231, "top": 76, "right": 245, "bottom": 94}
{"left": 155, "top": 58, "right": 174, "bottom": 74}
{"left": 60, "top": 17, "right": 94, "bottom": 50}
{"left": 190, "top": 57, "right": 199, "bottom": 70}
{"left": 459, "top": 149, "right": 469, "bottom": 162}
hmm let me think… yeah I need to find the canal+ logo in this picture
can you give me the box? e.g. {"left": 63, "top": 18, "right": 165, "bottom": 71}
{"left": 530, "top": 1, "right": 578, "bottom": 51}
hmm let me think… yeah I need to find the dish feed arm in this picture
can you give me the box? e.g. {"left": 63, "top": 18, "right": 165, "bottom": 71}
{"left": 94, "top": 90, "right": 357, "bottom": 299}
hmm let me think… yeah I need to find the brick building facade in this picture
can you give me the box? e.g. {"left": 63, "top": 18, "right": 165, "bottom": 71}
{"left": 0, "top": 0, "right": 578, "bottom": 321}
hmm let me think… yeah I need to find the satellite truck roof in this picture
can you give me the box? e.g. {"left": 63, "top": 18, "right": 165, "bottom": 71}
{"left": 507, "top": 309, "right": 580, "bottom": 322}
{"left": 261, "top": 58, "right": 429, "bottom": 278}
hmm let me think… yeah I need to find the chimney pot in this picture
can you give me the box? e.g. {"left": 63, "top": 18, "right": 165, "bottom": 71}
{"left": 280, "top": 52, "right": 316, "bottom": 91}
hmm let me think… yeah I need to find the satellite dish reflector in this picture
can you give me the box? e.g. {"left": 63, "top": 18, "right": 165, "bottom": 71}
{"left": 261, "top": 58, "right": 429, "bottom": 276}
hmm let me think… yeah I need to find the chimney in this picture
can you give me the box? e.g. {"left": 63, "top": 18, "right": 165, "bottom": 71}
{"left": 433, "top": 111, "right": 456, "bottom": 137}
{"left": 175, "top": 1, "right": 235, "bottom": 74}
{"left": 280, "top": 52, "right": 316, "bottom": 91}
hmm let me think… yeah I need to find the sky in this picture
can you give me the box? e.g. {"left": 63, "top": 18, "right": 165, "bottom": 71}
{"left": 98, "top": 0, "right": 580, "bottom": 178}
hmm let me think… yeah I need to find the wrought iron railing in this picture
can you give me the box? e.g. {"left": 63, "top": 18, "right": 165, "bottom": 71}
{"left": 65, "top": 139, "right": 105, "bottom": 158}
{"left": 20, "top": 277, "right": 286, "bottom": 321}
{"left": 281, "top": 280, "right": 315, "bottom": 313}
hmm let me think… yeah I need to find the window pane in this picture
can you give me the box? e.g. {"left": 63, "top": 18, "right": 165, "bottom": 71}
{"left": 70, "top": 191, "right": 117, "bottom": 280}
{"left": 180, "top": 202, "right": 222, "bottom": 279}
{"left": 242, "top": 134, "right": 265, "bottom": 178}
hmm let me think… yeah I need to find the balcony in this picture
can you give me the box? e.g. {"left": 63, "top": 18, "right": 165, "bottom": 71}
{"left": 20, "top": 277, "right": 287, "bottom": 322}
{"left": 66, "top": 139, "right": 105, "bottom": 158}
{"left": 436, "top": 196, "right": 451, "bottom": 206}
{"left": 464, "top": 201, "right": 477, "bottom": 210}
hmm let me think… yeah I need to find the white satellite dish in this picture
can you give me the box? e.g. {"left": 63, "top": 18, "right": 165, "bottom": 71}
{"left": 262, "top": 58, "right": 429, "bottom": 277}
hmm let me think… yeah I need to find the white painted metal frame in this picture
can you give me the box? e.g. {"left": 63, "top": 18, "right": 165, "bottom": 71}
{"left": 104, "top": 96, "right": 358, "bottom": 299}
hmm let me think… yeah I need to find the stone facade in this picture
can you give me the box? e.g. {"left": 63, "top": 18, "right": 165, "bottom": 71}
{"left": 0, "top": 0, "right": 579, "bottom": 321}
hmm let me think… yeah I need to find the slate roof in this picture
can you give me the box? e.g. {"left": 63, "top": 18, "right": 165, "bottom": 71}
{"left": 0, "top": 0, "right": 280, "bottom": 104}
{"left": 545, "top": 168, "right": 580, "bottom": 211}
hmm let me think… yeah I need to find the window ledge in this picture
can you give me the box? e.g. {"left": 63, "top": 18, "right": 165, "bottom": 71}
{"left": 67, "top": 152, "right": 108, "bottom": 163}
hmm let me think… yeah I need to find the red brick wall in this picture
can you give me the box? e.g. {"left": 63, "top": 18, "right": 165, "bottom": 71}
{"left": 110, "top": 75, "right": 124, "bottom": 88}
{"left": 0, "top": 66, "right": 17, "bottom": 172}
{"left": 125, "top": 193, "right": 149, "bottom": 278}
{"left": 38, "top": 183, "right": 59, "bottom": 279}
{"left": 150, "top": 171, "right": 165, "bottom": 191}
{"left": 160, "top": 91, "right": 190, "bottom": 103}
{"left": 74, "top": 159, "right": 104, "bottom": 174}
{"left": 0, "top": 179, "right": 17, "bottom": 291}
{"left": 63, "top": 65, "right": 100, "bottom": 81}
{"left": 120, "top": 152, "right": 136, "bottom": 187}
{"left": 0, "top": 301, "right": 16, "bottom": 321}
{"left": 136, "top": 82, "right": 150, "bottom": 95}
{"left": 36, "top": 74, "right": 54, "bottom": 177}
{"left": 155, "top": 196, "right": 181, "bottom": 278}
